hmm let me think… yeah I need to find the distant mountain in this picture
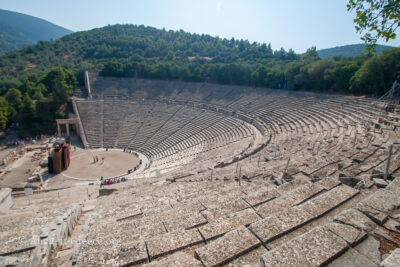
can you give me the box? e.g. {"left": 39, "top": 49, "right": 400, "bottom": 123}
{"left": 0, "top": 9, "right": 72, "bottom": 55}
{"left": 317, "top": 44, "right": 395, "bottom": 58}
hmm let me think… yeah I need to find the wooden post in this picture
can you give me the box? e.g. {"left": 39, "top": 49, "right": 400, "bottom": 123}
{"left": 384, "top": 145, "right": 393, "bottom": 181}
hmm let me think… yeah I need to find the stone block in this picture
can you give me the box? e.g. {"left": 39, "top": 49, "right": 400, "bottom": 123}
{"left": 164, "top": 212, "right": 207, "bottom": 232}
{"left": 327, "top": 248, "right": 376, "bottom": 267}
{"left": 249, "top": 206, "right": 313, "bottom": 243}
{"left": 288, "top": 182, "right": 325, "bottom": 205}
{"left": 325, "top": 222, "right": 367, "bottom": 246}
{"left": 243, "top": 189, "right": 278, "bottom": 207}
{"left": 356, "top": 189, "right": 398, "bottom": 224}
{"left": 299, "top": 185, "right": 359, "bottom": 218}
{"left": 255, "top": 195, "right": 296, "bottom": 218}
{"left": 334, "top": 208, "right": 377, "bottom": 233}
{"left": 260, "top": 226, "right": 348, "bottom": 267}
{"left": 199, "top": 208, "right": 260, "bottom": 240}
{"left": 116, "top": 241, "right": 149, "bottom": 266}
{"left": 354, "top": 236, "right": 381, "bottom": 264}
{"left": 195, "top": 226, "right": 260, "bottom": 267}
{"left": 144, "top": 252, "right": 202, "bottom": 267}
{"left": 315, "top": 176, "right": 341, "bottom": 190}
{"left": 0, "top": 188, "right": 13, "bottom": 212}
{"left": 373, "top": 178, "right": 388, "bottom": 188}
{"left": 146, "top": 228, "right": 203, "bottom": 259}
{"left": 380, "top": 248, "right": 400, "bottom": 267}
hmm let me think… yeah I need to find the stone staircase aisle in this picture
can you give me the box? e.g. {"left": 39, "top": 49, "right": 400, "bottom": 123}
{"left": 49, "top": 198, "right": 97, "bottom": 267}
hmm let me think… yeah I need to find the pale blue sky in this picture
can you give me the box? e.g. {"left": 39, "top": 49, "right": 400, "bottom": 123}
{"left": 1, "top": 0, "right": 399, "bottom": 53}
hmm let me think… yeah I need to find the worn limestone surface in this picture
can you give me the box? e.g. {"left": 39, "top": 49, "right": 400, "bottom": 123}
{"left": 325, "top": 222, "right": 367, "bottom": 246}
{"left": 380, "top": 248, "right": 400, "bottom": 267}
{"left": 198, "top": 208, "right": 260, "bottom": 240}
{"left": 195, "top": 226, "right": 260, "bottom": 267}
{"left": 249, "top": 206, "right": 313, "bottom": 243}
{"left": 327, "top": 248, "right": 376, "bottom": 267}
{"left": 242, "top": 188, "right": 278, "bottom": 207}
{"left": 299, "top": 185, "right": 359, "bottom": 218}
{"left": 146, "top": 228, "right": 203, "bottom": 259}
{"left": 164, "top": 212, "right": 208, "bottom": 232}
{"left": 143, "top": 252, "right": 202, "bottom": 267}
{"left": 260, "top": 226, "right": 348, "bottom": 267}
{"left": 334, "top": 208, "right": 378, "bottom": 232}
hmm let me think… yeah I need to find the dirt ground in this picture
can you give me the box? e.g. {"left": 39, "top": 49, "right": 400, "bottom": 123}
{"left": 60, "top": 149, "right": 139, "bottom": 180}
{"left": 0, "top": 151, "right": 40, "bottom": 188}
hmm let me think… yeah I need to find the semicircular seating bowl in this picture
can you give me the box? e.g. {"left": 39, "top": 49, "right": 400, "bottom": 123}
{"left": 3, "top": 74, "right": 400, "bottom": 266}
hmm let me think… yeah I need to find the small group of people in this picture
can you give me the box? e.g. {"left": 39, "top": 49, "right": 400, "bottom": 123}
{"left": 93, "top": 155, "right": 105, "bottom": 164}
{"left": 7, "top": 135, "right": 43, "bottom": 147}
{"left": 100, "top": 176, "right": 128, "bottom": 187}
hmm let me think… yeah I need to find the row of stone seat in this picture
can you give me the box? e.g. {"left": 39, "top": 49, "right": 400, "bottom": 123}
{"left": 74, "top": 169, "right": 371, "bottom": 266}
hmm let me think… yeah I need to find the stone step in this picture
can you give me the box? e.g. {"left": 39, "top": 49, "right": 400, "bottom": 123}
{"left": 260, "top": 225, "right": 348, "bottom": 267}
{"left": 195, "top": 225, "right": 260, "bottom": 267}
{"left": 198, "top": 208, "right": 260, "bottom": 240}
{"left": 255, "top": 182, "right": 325, "bottom": 218}
{"left": 334, "top": 208, "right": 378, "bottom": 233}
{"left": 77, "top": 237, "right": 148, "bottom": 266}
{"left": 356, "top": 177, "right": 400, "bottom": 224}
{"left": 298, "top": 184, "right": 359, "bottom": 219}
{"left": 144, "top": 252, "right": 202, "bottom": 267}
{"left": 249, "top": 206, "right": 313, "bottom": 243}
{"left": 249, "top": 185, "right": 359, "bottom": 244}
{"left": 327, "top": 248, "right": 377, "bottom": 267}
{"left": 315, "top": 176, "right": 341, "bottom": 190}
{"left": 146, "top": 228, "right": 203, "bottom": 260}
{"left": 255, "top": 195, "right": 296, "bottom": 218}
{"left": 242, "top": 188, "right": 279, "bottom": 207}
{"left": 287, "top": 182, "right": 325, "bottom": 205}
{"left": 163, "top": 212, "right": 207, "bottom": 232}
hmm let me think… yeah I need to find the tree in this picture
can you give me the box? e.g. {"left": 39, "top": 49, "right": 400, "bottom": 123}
{"left": 350, "top": 48, "right": 400, "bottom": 94}
{"left": 348, "top": 0, "right": 400, "bottom": 53}
{"left": 0, "top": 97, "right": 9, "bottom": 130}
{"left": 302, "top": 47, "right": 320, "bottom": 62}
{"left": 42, "top": 67, "right": 77, "bottom": 105}
{"left": 5, "top": 88, "right": 22, "bottom": 110}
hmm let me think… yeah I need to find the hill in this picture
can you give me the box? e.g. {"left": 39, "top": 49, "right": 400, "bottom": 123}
{"left": 317, "top": 43, "right": 394, "bottom": 58}
{"left": 0, "top": 9, "right": 72, "bottom": 55}
{"left": 0, "top": 24, "right": 399, "bottom": 98}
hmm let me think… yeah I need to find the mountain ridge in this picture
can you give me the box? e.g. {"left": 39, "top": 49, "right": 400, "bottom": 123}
{"left": 0, "top": 9, "right": 73, "bottom": 55}
{"left": 317, "top": 43, "right": 395, "bottom": 58}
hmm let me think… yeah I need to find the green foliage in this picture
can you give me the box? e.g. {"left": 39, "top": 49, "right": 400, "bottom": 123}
{"left": 5, "top": 88, "right": 22, "bottom": 110}
{"left": 0, "top": 66, "right": 77, "bottom": 135}
{"left": 347, "top": 0, "right": 400, "bottom": 53}
{"left": 0, "top": 97, "right": 9, "bottom": 130}
{"left": 42, "top": 67, "right": 77, "bottom": 105}
{"left": 350, "top": 48, "right": 400, "bottom": 95}
{"left": 0, "top": 9, "right": 72, "bottom": 55}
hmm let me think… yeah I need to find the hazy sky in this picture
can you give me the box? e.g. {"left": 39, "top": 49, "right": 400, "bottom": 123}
{"left": 1, "top": 0, "right": 399, "bottom": 53}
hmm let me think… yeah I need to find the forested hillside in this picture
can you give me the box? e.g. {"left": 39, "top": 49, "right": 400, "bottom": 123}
{"left": 317, "top": 44, "right": 394, "bottom": 58}
{"left": 0, "top": 9, "right": 72, "bottom": 55}
{"left": 0, "top": 24, "right": 399, "bottom": 135}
